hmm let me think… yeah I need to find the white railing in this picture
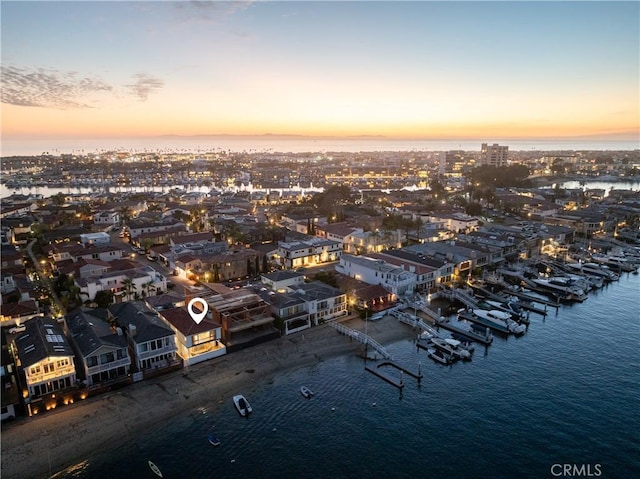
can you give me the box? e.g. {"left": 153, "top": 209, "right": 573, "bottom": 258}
{"left": 329, "top": 322, "right": 391, "bottom": 359}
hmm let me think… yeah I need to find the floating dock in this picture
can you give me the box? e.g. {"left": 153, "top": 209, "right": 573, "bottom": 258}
{"left": 435, "top": 319, "right": 493, "bottom": 345}
{"left": 506, "top": 290, "right": 560, "bottom": 309}
{"left": 377, "top": 361, "right": 423, "bottom": 381}
{"left": 365, "top": 365, "right": 404, "bottom": 389}
{"left": 456, "top": 311, "right": 511, "bottom": 335}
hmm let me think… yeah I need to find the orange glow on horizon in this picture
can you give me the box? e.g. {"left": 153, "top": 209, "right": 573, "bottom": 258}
{"left": 2, "top": 102, "right": 638, "bottom": 142}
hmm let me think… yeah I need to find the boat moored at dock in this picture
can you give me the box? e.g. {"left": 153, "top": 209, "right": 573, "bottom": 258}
{"left": 461, "top": 309, "right": 526, "bottom": 335}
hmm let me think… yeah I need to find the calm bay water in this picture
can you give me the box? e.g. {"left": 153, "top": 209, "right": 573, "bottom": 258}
{"left": 52, "top": 273, "right": 640, "bottom": 479}
{"left": 2, "top": 137, "right": 638, "bottom": 158}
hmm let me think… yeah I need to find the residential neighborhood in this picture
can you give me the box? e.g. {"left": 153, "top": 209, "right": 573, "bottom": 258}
{"left": 1, "top": 146, "right": 639, "bottom": 423}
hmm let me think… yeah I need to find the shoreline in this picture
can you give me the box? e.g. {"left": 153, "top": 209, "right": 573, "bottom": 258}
{"left": 1, "top": 316, "right": 415, "bottom": 479}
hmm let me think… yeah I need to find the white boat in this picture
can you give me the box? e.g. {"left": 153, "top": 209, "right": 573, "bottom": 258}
{"left": 471, "top": 309, "right": 526, "bottom": 335}
{"left": 429, "top": 337, "right": 472, "bottom": 361}
{"left": 208, "top": 433, "right": 221, "bottom": 447}
{"left": 300, "top": 386, "right": 314, "bottom": 398}
{"left": 482, "top": 299, "right": 529, "bottom": 324}
{"left": 427, "top": 347, "right": 453, "bottom": 365}
{"left": 233, "top": 394, "right": 252, "bottom": 417}
{"left": 566, "top": 262, "right": 619, "bottom": 282}
{"left": 531, "top": 277, "right": 588, "bottom": 302}
{"left": 148, "top": 461, "right": 163, "bottom": 478}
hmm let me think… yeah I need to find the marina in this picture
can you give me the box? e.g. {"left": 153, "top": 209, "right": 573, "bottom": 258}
{"left": 26, "top": 258, "right": 640, "bottom": 479}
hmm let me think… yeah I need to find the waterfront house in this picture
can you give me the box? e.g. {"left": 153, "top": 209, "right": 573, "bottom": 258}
{"left": 109, "top": 302, "right": 179, "bottom": 377}
{"left": 291, "top": 281, "right": 348, "bottom": 325}
{"left": 66, "top": 307, "right": 131, "bottom": 389}
{"left": 11, "top": 317, "right": 76, "bottom": 409}
{"left": 336, "top": 254, "right": 416, "bottom": 298}
{"left": 158, "top": 306, "right": 226, "bottom": 366}
{"left": 207, "top": 289, "right": 277, "bottom": 351}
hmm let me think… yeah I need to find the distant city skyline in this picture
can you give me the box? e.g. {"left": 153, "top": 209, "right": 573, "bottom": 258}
{"left": 1, "top": 1, "right": 638, "bottom": 143}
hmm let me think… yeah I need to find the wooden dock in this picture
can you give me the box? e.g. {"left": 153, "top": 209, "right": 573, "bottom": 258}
{"left": 435, "top": 318, "right": 493, "bottom": 345}
{"left": 365, "top": 365, "right": 404, "bottom": 389}
{"left": 506, "top": 289, "right": 560, "bottom": 309}
{"left": 377, "top": 361, "right": 423, "bottom": 381}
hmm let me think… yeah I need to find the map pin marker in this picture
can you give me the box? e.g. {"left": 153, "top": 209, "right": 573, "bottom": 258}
{"left": 188, "top": 297, "right": 208, "bottom": 324}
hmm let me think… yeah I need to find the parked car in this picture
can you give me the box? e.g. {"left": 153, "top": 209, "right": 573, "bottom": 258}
{"left": 9, "top": 325, "right": 26, "bottom": 334}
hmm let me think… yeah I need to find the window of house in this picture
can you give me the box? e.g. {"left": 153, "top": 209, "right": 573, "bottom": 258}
{"left": 87, "top": 356, "right": 98, "bottom": 367}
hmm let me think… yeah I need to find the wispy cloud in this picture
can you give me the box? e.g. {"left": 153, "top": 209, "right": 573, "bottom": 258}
{"left": 125, "top": 73, "right": 165, "bottom": 101}
{"left": 1, "top": 66, "right": 164, "bottom": 109}
{"left": 173, "top": 0, "right": 255, "bottom": 23}
{"left": 1, "top": 66, "right": 112, "bottom": 109}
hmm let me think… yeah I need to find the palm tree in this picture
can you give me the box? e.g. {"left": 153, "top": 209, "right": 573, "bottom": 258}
{"left": 121, "top": 278, "right": 134, "bottom": 301}
{"left": 368, "top": 229, "right": 381, "bottom": 253}
{"left": 142, "top": 280, "right": 154, "bottom": 298}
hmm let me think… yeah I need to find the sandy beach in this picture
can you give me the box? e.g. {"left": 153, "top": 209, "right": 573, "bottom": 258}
{"left": 1, "top": 316, "right": 415, "bottom": 479}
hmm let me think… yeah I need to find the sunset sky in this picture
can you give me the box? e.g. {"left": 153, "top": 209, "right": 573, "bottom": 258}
{"left": 1, "top": 1, "right": 639, "bottom": 142}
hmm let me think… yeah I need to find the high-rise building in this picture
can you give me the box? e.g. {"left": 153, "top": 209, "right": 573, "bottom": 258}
{"left": 479, "top": 143, "right": 509, "bottom": 167}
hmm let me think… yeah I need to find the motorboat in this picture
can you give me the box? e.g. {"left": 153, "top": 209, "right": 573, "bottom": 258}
{"left": 427, "top": 347, "right": 453, "bottom": 365}
{"left": 470, "top": 309, "right": 526, "bottom": 335}
{"left": 481, "top": 299, "right": 529, "bottom": 324}
{"left": 148, "top": 461, "right": 163, "bottom": 478}
{"left": 300, "top": 386, "right": 314, "bottom": 398}
{"left": 233, "top": 394, "right": 252, "bottom": 417}
{"left": 208, "top": 433, "right": 221, "bottom": 447}
{"left": 531, "top": 277, "right": 588, "bottom": 302}
{"left": 429, "top": 337, "right": 472, "bottom": 361}
{"left": 565, "top": 262, "right": 619, "bottom": 282}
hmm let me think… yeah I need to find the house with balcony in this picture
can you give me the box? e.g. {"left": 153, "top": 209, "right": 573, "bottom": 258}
{"left": 277, "top": 237, "right": 342, "bottom": 269}
{"left": 314, "top": 222, "right": 363, "bottom": 249}
{"left": 75, "top": 265, "right": 166, "bottom": 302}
{"left": 158, "top": 306, "right": 226, "bottom": 366}
{"left": 381, "top": 249, "right": 455, "bottom": 288}
{"left": 404, "top": 240, "right": 491, "bottom": 279}
{"left": 291, "top": 281, "right": 348, "bottom": 325}
{"left": 207, "top": 289, "right": 278, "bottom": 352}
{"left": 66, "top": 307, "right": 131, "bottom": 390}
{"left": 336, "top": 254, "right": 417, "bottom": 298}
{"left": 11, "top": 317, "right": 76, "bottom": 406}
{"left": 93, "top": 210, "right": 120, "bottom": 227}
{"left": 108, "top": 301, "right": 179, "bottom": 377}
{"left": 260, "top": 291, "right": 310, "bottom": 335}
{"left": 48, "top": 243, "right": 125, "bottom": 264}
{"left": 343, "top": 229, "right": 405, "bottom": 255}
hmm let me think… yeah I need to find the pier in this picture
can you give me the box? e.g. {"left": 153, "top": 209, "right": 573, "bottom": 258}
{"left": 330, "top": 322, "right": 392, "bottom": 359}
{"left": 377, "top": 361, "right": 423, "bottom": 381}
{"left": 365, "top": 365, "right": 404, "bottom": 389}
{"left": 506, "top": 290, "right": 560, "bottom": 309}
{"left": 434, "top": 318, "right": 493, "bottom": 345}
